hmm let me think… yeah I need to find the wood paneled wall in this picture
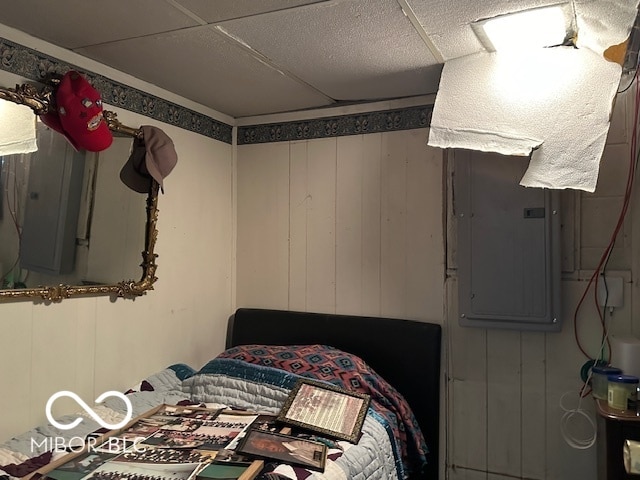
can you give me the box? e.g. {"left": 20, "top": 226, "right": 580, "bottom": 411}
{"left": 236, "top": 130, "right": 445, "bottom": 319}
{"left": 236, "top": 86, "right": 638, "bottom": 480}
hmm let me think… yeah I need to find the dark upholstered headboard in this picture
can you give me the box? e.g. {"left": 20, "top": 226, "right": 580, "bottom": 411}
{"left": 226, "top": 308, "right": 442, "bottom": 480}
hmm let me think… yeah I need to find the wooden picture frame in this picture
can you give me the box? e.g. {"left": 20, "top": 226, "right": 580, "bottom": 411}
{"left": 196, "top": 459, "right": 263, "bottom": 480}
{"left": 236, "top": 429, "right": 327, "bottom": 472}
{"left": 277, "top": 378, "right": 370, "bottom": 443}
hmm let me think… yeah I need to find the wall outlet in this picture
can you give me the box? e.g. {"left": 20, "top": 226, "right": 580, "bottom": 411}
{"left": 597, "top": 275, "right": 624, "bottom": 309}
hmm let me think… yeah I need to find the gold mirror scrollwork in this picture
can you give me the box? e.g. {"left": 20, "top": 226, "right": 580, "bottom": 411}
{"left": 0, "top": 80, "right": 159, "bottom": 302}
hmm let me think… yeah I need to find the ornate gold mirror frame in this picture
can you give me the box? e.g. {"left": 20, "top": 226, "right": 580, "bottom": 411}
{"left": 0, "top": 81, "right": 159, "bottom": 302}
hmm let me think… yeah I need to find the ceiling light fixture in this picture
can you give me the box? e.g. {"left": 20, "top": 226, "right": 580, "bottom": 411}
{"left": 472, "top": 5, "right": 572, "bottom": 53}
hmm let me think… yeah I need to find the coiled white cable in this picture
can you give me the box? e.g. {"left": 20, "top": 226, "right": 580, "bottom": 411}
{"left": 560, "top": 375, "right": 597, "bottom": 449}
{"left": 561, "top": 305, "right": 615, "bottom": 450}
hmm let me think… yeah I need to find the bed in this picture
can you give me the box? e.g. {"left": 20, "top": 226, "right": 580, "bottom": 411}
{"left": 0, "top": 308, "right": 442, "bottom": 480}
{"left": 226, "top": 308, "right": 442, "bottom": 480}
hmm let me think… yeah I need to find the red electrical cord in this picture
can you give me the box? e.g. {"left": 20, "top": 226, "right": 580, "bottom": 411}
{"left": 573, "top": 75, "right": 640, "bottom": 362}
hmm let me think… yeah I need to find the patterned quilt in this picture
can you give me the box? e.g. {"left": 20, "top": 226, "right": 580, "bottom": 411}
{"left": 204, "top": 344, "right": 428, "bottom": 478}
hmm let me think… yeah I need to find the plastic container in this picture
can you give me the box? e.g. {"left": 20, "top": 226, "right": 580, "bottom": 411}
{"left": 592, "top": 365, "right": 623, "bottom": 400}
{"left": 608, "top": 374, "right": 639, "bottom": 410}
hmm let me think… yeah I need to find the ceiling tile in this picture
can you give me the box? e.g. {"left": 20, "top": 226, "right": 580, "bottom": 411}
{"left": 0, "top": 0, "right": 199, "bottom": 49}
{"left": 75, "top": 26, "right": 334, "bottom": 117}
{"left": 427, "top": 25, "right": 486, "bottom": 61}
{"left": 173, "top": 0, "right": 329, "bottom": 23}
{"left": 218, "top": 0, "right": 441, "bottom": 100}
{"left": 407, "top": 0, "right": 566, "bottom": 59}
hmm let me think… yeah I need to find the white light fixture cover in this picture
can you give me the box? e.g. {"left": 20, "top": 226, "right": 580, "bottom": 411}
{"left": 430, "top": 0, "right": 640, "bottom": 193}
{"left": 473, "top": 5, "right": 571, "bottom": 52}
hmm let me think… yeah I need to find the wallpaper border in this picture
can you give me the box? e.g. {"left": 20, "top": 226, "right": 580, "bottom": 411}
{"left": 0, "top": 37, "right": 234, "bottom": 144}
{"left": 238, "top": 104, "right": 433, "bottom": 145}
{"left": 0, "top": 36, "right": 434, "bottom": 145}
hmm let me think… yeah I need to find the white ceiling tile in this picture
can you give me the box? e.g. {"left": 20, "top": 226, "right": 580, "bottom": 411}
{"left": 174, "top": 0, "right": 329, "bottom": 23}
{"left": 427, "top": 26, "right": 486, "bottom": 60}
{"left": 407, "top": 0, "right": 566, "bottom": 59}
{"left": 218, "top": 0, "right": 441, "bottom": 100}
{"left": 75, "top": 26, "right": 334, "bottom": 117}
{"left": 0, "top": 0, "right": 199, "bottom": 49}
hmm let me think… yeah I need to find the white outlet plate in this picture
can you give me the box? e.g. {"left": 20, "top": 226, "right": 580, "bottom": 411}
{"left": 597, "top": 275, "right": 624, "bottom": 309}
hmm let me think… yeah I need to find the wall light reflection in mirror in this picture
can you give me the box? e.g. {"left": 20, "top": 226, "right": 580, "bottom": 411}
{"left": 0, "top": 100, "right": 37, "bottom": 156}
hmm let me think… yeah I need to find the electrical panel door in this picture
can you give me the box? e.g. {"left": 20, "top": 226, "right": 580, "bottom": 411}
{"left": 454, "top": 150, "right": 562, "bottom": 331}
{"left": 20, "top": 125, "right": 85, "bottom": 275}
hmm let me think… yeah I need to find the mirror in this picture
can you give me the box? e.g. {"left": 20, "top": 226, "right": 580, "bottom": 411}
{"left": 0, "top": 82, "right": 159, "bottom": 302}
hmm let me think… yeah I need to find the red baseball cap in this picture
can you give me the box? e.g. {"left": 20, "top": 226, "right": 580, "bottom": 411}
{"left": 40, "top": 71, "right": 113, "bottom": 152}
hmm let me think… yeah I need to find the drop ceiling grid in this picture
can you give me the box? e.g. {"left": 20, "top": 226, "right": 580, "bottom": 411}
{"left": 217, "top": 0, "right": 440, "bottom": 100}
{"left": 75, "top": 26, "right": 334, "bottom": 117}
{"left": 0, "top": 0, "right": 584, "bottom": 119}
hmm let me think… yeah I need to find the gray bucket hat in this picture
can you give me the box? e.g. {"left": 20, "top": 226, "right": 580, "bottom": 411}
{"left": 120, "top": 125, "right": 177, "bottom": 193}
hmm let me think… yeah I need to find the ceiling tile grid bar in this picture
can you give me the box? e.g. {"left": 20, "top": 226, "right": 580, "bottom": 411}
{"left": 0, "top": 36, "right": 233, "bottom": 144}
{"left": 237, "top": 104, "right": 433, "bottom": 145}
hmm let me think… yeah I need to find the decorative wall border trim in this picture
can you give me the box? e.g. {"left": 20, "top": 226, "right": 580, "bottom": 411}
{"left": 238, "top": 104, "right": 433, "bottom": 145}
{"left": 0, "top": 37, "right": 233, "bottom": 144}
{"left": 0, "top": 36, "right": 434, "bottom": 146}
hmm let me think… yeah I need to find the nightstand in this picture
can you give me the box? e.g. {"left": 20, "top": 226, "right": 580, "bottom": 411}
{"left": 596, "top": 399, "right": 640, "bottom": 479}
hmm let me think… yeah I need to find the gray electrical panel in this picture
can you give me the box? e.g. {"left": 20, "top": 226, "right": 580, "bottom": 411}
{"left": 454, "top": 150, "right": 562, "bottom": 332}
{"left": 20, "top": 126, "right": 85, "bottom": 275}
